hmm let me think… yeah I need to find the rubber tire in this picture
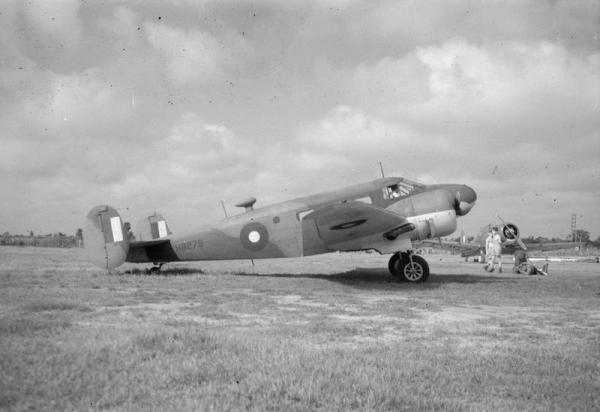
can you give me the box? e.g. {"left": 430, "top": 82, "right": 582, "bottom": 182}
{"left": 516, "top": 262, "right": 532, "bottom": 275}
{"left": 388, "top": 253, "right": 401, "bottom": 276}
{"left": 398, "top": 255, "right": 429, "bottom": 282}
{"left": 523, "top": 264, "right": 535, "bottom": 275}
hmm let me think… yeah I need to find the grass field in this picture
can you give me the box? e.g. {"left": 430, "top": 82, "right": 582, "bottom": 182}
{"left": 1, "top": 246, "right": 599, "bottom": 411}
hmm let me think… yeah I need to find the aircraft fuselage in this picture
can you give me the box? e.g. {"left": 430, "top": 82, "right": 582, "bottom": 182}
{"left": 125, "top": 177, "right": 476, "bottom": 264}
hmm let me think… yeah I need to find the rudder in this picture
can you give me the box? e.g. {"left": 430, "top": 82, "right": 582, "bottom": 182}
{"left": 85, "top": 205, "right": 130, "bottom": 269}
{"left": 134, "top": 212, "right": 172, "bottom": 241}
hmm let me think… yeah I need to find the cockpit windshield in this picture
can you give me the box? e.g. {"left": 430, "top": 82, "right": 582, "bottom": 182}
{"left": 383, "top": 178, "right": 424, "bottom": 200}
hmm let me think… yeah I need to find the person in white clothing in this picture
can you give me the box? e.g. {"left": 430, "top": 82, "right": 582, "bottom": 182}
{"left": 484, "top": 229, "right": 493, "bottom": 270}
{"left": 487, "top": 227, "right": 503, "bottom": 272}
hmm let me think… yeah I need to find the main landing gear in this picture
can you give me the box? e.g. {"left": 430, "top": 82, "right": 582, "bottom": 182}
{"left": 388, "top": 252, "right": 430, "bottom": 282}
{"left": 148, "top": 262, "right": 164, "bottom": 274}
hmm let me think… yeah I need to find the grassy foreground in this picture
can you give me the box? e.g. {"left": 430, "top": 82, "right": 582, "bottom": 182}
{"left": 0, "top": 246, "right": 599, "bottom": 411}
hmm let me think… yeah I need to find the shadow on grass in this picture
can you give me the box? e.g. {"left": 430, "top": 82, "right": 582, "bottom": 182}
{"left": 120, "top": 267, "right": 205, "bottom": 276}
{"left": 428, "top": 273, "right": 518, "bottom": 284}
{"left": 232, "top": 267, "right": 517, "bottom": 290}
{"left": 231, "top": 267, "right": 405, "bottom": 290}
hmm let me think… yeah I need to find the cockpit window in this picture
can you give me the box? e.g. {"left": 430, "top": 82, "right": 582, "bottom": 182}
{"left": 382, "top": 180, "right": 422, "bottom": 199}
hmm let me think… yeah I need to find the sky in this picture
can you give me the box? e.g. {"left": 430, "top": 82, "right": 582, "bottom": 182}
{"left": 1, "top": 0, "right": 599, "bottom": 240}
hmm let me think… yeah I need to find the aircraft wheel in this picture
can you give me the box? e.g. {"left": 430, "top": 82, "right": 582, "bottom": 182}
{"left": 518, "top": 263, "right": 535, "bottom": 275}
{"left": 388, "top": 252, "right": 401, "bottom": 276}
{"left": 516, "top": 262, "right": 526, "bottom": 275}
{"left": 399, "top": 255, "right": 429, "bottom": 282}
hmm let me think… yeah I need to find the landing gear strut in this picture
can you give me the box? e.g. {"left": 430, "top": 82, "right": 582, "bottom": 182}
{"left": 388, "top": 252, "right": 430, "bottom": 283}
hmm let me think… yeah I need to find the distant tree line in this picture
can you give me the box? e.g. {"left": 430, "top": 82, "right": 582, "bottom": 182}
{"left": 2, "top": 227, "right": 599, "bottom": 250}
{"left": 1, "top": 229, "right": 84, "bottom": 248}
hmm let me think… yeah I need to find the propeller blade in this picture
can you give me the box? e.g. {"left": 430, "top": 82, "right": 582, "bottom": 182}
{"left": 497, "top": 215, "right": 527, "bottom": 251}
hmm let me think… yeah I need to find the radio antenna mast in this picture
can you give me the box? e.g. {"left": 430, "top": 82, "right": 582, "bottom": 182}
{"left": 378, "top": 161, "right": 385, "bottom": 178}
{"left": 220, "top": 200, "right": 228, "bottom": 218}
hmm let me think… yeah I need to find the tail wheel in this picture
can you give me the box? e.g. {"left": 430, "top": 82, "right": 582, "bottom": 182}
{"left": 398, "top": 255, "right": 429, "bottom": 282}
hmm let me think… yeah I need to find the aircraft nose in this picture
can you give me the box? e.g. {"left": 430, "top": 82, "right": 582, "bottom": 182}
{"left": 455, "top": 185, "right": 477, "bottom": 216}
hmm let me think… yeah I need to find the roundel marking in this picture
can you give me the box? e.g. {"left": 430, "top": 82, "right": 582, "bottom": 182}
{"left": 240, "top": 222, "right": 269, "bottom": 252}
{"left": 248, "top": 230, "right": 261, "bottom": 243}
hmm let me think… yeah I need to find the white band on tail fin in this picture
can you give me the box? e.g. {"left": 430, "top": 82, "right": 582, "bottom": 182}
{"left": 158, "top": 220, "right": 168, "bottom": 238}
{"left": 110, "top": 216, "right": 124, "bottom": 242}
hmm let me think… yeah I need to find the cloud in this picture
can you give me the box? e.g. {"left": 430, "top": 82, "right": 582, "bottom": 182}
{"left": 368, "top": 1, "right": 600, "bottom": 54}
{"left": 1, "top": 1, "right": 598, "bottom": 239}
{"left": 19, "top": 0, "right": 83, "bottom": 49}
{"left": 294, "top": 105, "right": 460, "bottom": 186}
{"left": 327, "top": 39, "right": 599, "bottom": 183}
{"left": 100, "top": 113, "right": 268, "bottom": 225}
{"left": 145, "top": 22, "right": 221, "bottom": 85}
{"left": 0, "top": 67, "right": 137, "bottom": 179}
{"left": 144, "top": 20, "right": 249, "bottom": 86}
{"left": 411, "top": 40, "right": 600, "bottom": 141}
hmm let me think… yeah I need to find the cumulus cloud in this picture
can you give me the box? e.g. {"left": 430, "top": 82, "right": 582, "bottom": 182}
{"left": 101, "top": 113, "right": 268, "bottom": 226}
{"left": 411, "top": 40, "right": 600, "bottom": 140}
{"left": 19, "top": 0, "right": 83, "bottom": 49}
{"left": 144, "top": 19, "right": 249, "bottom": 86}
{"left": 0, "top": 1, "right": 598, "bottom": 238}
{"left": 145, "top": 23, "right": 222, "bottom": 85}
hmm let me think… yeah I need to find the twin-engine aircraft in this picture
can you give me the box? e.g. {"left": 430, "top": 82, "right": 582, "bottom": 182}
{"left": 86, "top": 177, "right": 477, "bottom": 282}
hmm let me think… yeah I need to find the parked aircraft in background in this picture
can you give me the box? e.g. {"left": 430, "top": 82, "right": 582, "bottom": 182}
{"left": 429, "top": 218, "right": 575, "bottom": 262}
{"left": 86, "top": 177, "right": 476, "bottom": 283}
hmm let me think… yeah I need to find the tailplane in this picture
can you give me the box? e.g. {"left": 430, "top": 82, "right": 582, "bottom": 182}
{"left": 85, "top": 205, "right": 130, "bottom": 269}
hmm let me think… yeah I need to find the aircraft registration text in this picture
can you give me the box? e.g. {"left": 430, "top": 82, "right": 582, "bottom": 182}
{"left": 174, "top": 240, "right": 204, "bottom": 251}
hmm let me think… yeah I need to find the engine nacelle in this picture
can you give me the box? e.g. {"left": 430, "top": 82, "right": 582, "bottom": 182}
{"left": 407, "top": 210, "right": 457, "bottom": 241}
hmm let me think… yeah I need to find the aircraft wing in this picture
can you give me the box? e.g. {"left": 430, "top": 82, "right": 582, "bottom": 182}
{"left": 421, "top": 238, "right": 575, "bottom": 258}
{"left": 518, "top": 241, "right": 576, "bottom": 253}
{"left": 309, "top": 201, "right": 413, "bottom": 248}
{"left": 129, "top": 239, "right": 171, "bottom": 248}
{"left": 419, "top": 239, "right": 481, "bottom": 257}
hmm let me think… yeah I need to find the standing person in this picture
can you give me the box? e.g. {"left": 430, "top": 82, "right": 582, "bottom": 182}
{"left": 488, "top": 227, "right": 503, "bottom": 272}
{"left": 484, "top": 229, "right": 493, "bottom": 271}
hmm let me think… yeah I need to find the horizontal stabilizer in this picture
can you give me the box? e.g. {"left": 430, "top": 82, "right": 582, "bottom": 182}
{"left": 126, "top": 238, "right": 179, "bottom": 263}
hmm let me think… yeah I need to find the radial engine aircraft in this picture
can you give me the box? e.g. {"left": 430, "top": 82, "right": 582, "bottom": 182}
{"left": 445, "top": 218, "right": 575, "bottom": 262}
{"left": 85, "top": 177, "right": 477, "bottom": 282}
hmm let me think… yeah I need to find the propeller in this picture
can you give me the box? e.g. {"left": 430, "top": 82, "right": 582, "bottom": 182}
{"left": 497, "top": 215, "right": 527, "bottom": 250}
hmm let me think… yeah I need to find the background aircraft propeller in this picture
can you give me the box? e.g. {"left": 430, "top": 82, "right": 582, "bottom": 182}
{"left": 497, "top": 215, "right": 528, "bottom": 250}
